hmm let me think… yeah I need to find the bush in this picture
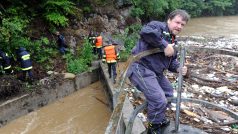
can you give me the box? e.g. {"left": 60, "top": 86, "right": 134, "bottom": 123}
{"left": 114, "top": 24, "right": 141, "bottom": 61}
{"left": 119, "top": 50, "right": 130, "bottom": 62}
{"left": 67, "top": 57, "right": 89, "bottom": 74}
{"left": 0, "top": 16, "right": 29, "bottom": 49}
{"left": 42, "top": 0, "right": 78, "bottom": 27}
{"left": 45, "top": 12, "right": 69, "bottom": 27}
{"left": 66, "top": 38, "right": 94, "bottom": 74}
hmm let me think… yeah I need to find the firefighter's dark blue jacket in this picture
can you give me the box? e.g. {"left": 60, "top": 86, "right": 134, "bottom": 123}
{"left": 17, "top": 47, "right": 32, "bottom": 70}
{"left": 0, "top": 50, "right": 11, "bottom": 69}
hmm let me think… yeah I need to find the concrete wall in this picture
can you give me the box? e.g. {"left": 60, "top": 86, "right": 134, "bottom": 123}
{"left": 0, "top": 66, "right": 99, "bottom": 127}
{"left": 99, "top": 62, "right": 117, "bottom": 110}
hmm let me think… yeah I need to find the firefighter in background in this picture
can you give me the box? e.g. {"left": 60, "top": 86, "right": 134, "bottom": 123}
{"left": 95, "top": 33, "right": 103, "bottom": 59}
{"left": 16, "top": 47, "right": 33, "bottom": 82}
{"left": 56, "top": 31, "right": 68, "bottom": 55}
{"left": 88, "top": 30, "right": 97, "bottom": 54}
{"left": 102, "top": 42, "right": 120, "bottom": 84}
{"left": 0, "top": 49, "right": 12, "bottom": 75}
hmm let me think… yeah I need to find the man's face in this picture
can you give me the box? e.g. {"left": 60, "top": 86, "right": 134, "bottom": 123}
{"left": 55, "top": 32, "right": 60, "bottom": 36}
{"left": 167, "top": 15, "right": 187, "bottom": 35}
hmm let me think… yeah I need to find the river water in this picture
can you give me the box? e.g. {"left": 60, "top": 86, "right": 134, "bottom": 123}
{"left": 180, "top": 16, "right": 238, "bottom": 38}
{"left": 0, "top": 82, "right": 110, "bottom": 134}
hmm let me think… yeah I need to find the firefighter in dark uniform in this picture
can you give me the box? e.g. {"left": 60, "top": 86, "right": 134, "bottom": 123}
{"left": 16, "top": 47, "right": 33, "bottom": 82}
{"left": 0, "top": 49, "right": 12, "bottom": 74}
{"left": 56, "top": 31, "right": 67, "bottom": 55}
{"left": 88, "top": 30, "right": 97, "bottom": 54}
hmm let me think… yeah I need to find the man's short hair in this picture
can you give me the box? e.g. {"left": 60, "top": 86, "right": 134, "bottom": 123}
{"left": 167, "top": 9, "right": 190, "bottom": 22}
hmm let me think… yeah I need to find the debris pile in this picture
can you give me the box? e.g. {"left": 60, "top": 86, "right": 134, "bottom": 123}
{"left": 122, "top": 36, "right": 238, "bottom": 134}
{"left": 0, "top": 73, "right": 66, "bottom": 102}
{"left": 0, "top": 75, "right": 24, "bottom": 101}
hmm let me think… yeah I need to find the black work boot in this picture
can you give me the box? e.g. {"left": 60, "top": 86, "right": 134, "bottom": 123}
{"left": 147, "top": 118, "right": 170, "bottom": 134}
{"left": 147, "top": 123, "right": 162, "bottom": 134}
{"left": 160, "top": 118, "right": 170, "bottom": 127}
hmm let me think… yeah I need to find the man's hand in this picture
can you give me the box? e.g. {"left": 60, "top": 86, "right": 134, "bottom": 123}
{"left": 177, "top": 66, "right": 187, "bottom": 76}
{"left": 164, "top": 43, "right": 175, "bottom": 57}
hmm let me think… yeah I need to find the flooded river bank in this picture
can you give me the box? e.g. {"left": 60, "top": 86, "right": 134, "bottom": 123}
{"left": 0, "top": 82, "right": 111, "bottom": 134}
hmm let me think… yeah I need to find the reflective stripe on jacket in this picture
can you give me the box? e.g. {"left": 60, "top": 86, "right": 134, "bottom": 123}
{"left": 21, "top": 54, "right": 30, "bottom": 60}
{"left": 95, "top": 36, "right": 103, "bottom": 48}
{"left": 4, "top": 65, "right": 11, "bottom": 70}
{"left": 22, "top": 66, "right": 32, "bottom": 71}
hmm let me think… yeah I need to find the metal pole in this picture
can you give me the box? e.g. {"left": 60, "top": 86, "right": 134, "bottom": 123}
{"left": 175, "top": 46, "right": 186, "bottom": 132}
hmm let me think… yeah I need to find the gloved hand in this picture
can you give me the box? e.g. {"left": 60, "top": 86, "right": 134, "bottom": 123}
{"left": 176, "top": 66, "right": 187, "bottom": 76}
{"left": 164, "top": 43, "right": 175, "bottom": 57}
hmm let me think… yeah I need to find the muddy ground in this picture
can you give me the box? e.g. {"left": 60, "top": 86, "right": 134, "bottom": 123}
{"left": 0, "top": 70, "right": 65, "bottom": 103}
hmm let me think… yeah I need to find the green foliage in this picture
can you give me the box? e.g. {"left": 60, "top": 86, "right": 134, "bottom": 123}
{"left": 5, "top": 4, "right": 28, "bottom": 17}
{"left": 179, "top": 0, "right": 234, "bottom": 17}
{"left": 224, "top": 0, "right": 238, "bottom": 15}
{"left": 114, "top": 24, "right": 142, "bottom": 61}
{"left": 45, "top": 12, "right": 69, "bottom": 27}
{"left": 44, "top": 0, "right": 76, "bottom": 15}
{"left": 80, "top": 39, "right": 94, "bottom": 65}
{"left": 0, "top": 15, "right": 57, "bottom": 70}
{"left": 204, "top": 0, "right": 233, "bottom": 16}
{"left": 123, "top": 24, "right": 141, "bottom": 53}
{"left": 90, "top": 0, "right": 109, "bottom": 6}
{"left": 0, "top": 16, "right": 29, "bottom": 49}
{"left": 179, "top": 0, "right": 206, "bottom": 17}
{"left": 14, "top": 36, "right": 57, "bottom": 70}
{"left": 166, "top": 0, "right": 181, "bottom": 11}
{"left": 130, "top": 7, "right": 144, "bottom": 17}
{"left": 66, "top": 55, "right": 89, "bottom": 74}
{"left": 131, "top": 0, "right": 181, "bottom": 21}
{"left": 42, "top": 0, "right": 77, "bottom": 27}
{"left": 65, "top": 39, "right": 94, "bottom": 74}
{"left": 30, "top": 37, "right": 58, "bottom": 64}
{"left": 41, "top": 37, "right": 50, "bottom": 45}
{"left": 82, "top": 6, "right": 92, "bottom": 14}
{"left": 131, "top": 0, "right": 237, "bottom": 20}
{"left": 119, "top": 50, "right": 130, "bottom": 62}
{"left": 71, "top": 0, "right": 93, "bottom": 14}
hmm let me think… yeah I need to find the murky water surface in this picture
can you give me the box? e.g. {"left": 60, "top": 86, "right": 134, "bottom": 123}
{"left": 0, "top": 82, "right": 110, "bottom": 134}
{"left": 180, "top": 16, "right": 238, "bottom": 38}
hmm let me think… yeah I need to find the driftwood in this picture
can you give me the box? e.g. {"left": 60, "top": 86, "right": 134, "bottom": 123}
{"left": 188, "top": 63, "right": 237, "bottom": 75}
{"left": 189, "top": 78, "right": 221, "bottom": 88}
{"left": 219, "top": 120, "right": 238, "bottom": 126}
{"left": 190, "top": 73, "right": 222, "bottom": 83}
{"left": 202, "top": 54, "right": 238, "bottom": 60}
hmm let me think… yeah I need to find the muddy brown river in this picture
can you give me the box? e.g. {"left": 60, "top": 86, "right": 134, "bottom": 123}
{"left": 0, "top": 15, "right": 237, "bottom": 134}
{"left": 180, "top": 16, "right": 238, "bottom": 37}
{"left": 0, "top": 82, "right": 110, "bottom": 134}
